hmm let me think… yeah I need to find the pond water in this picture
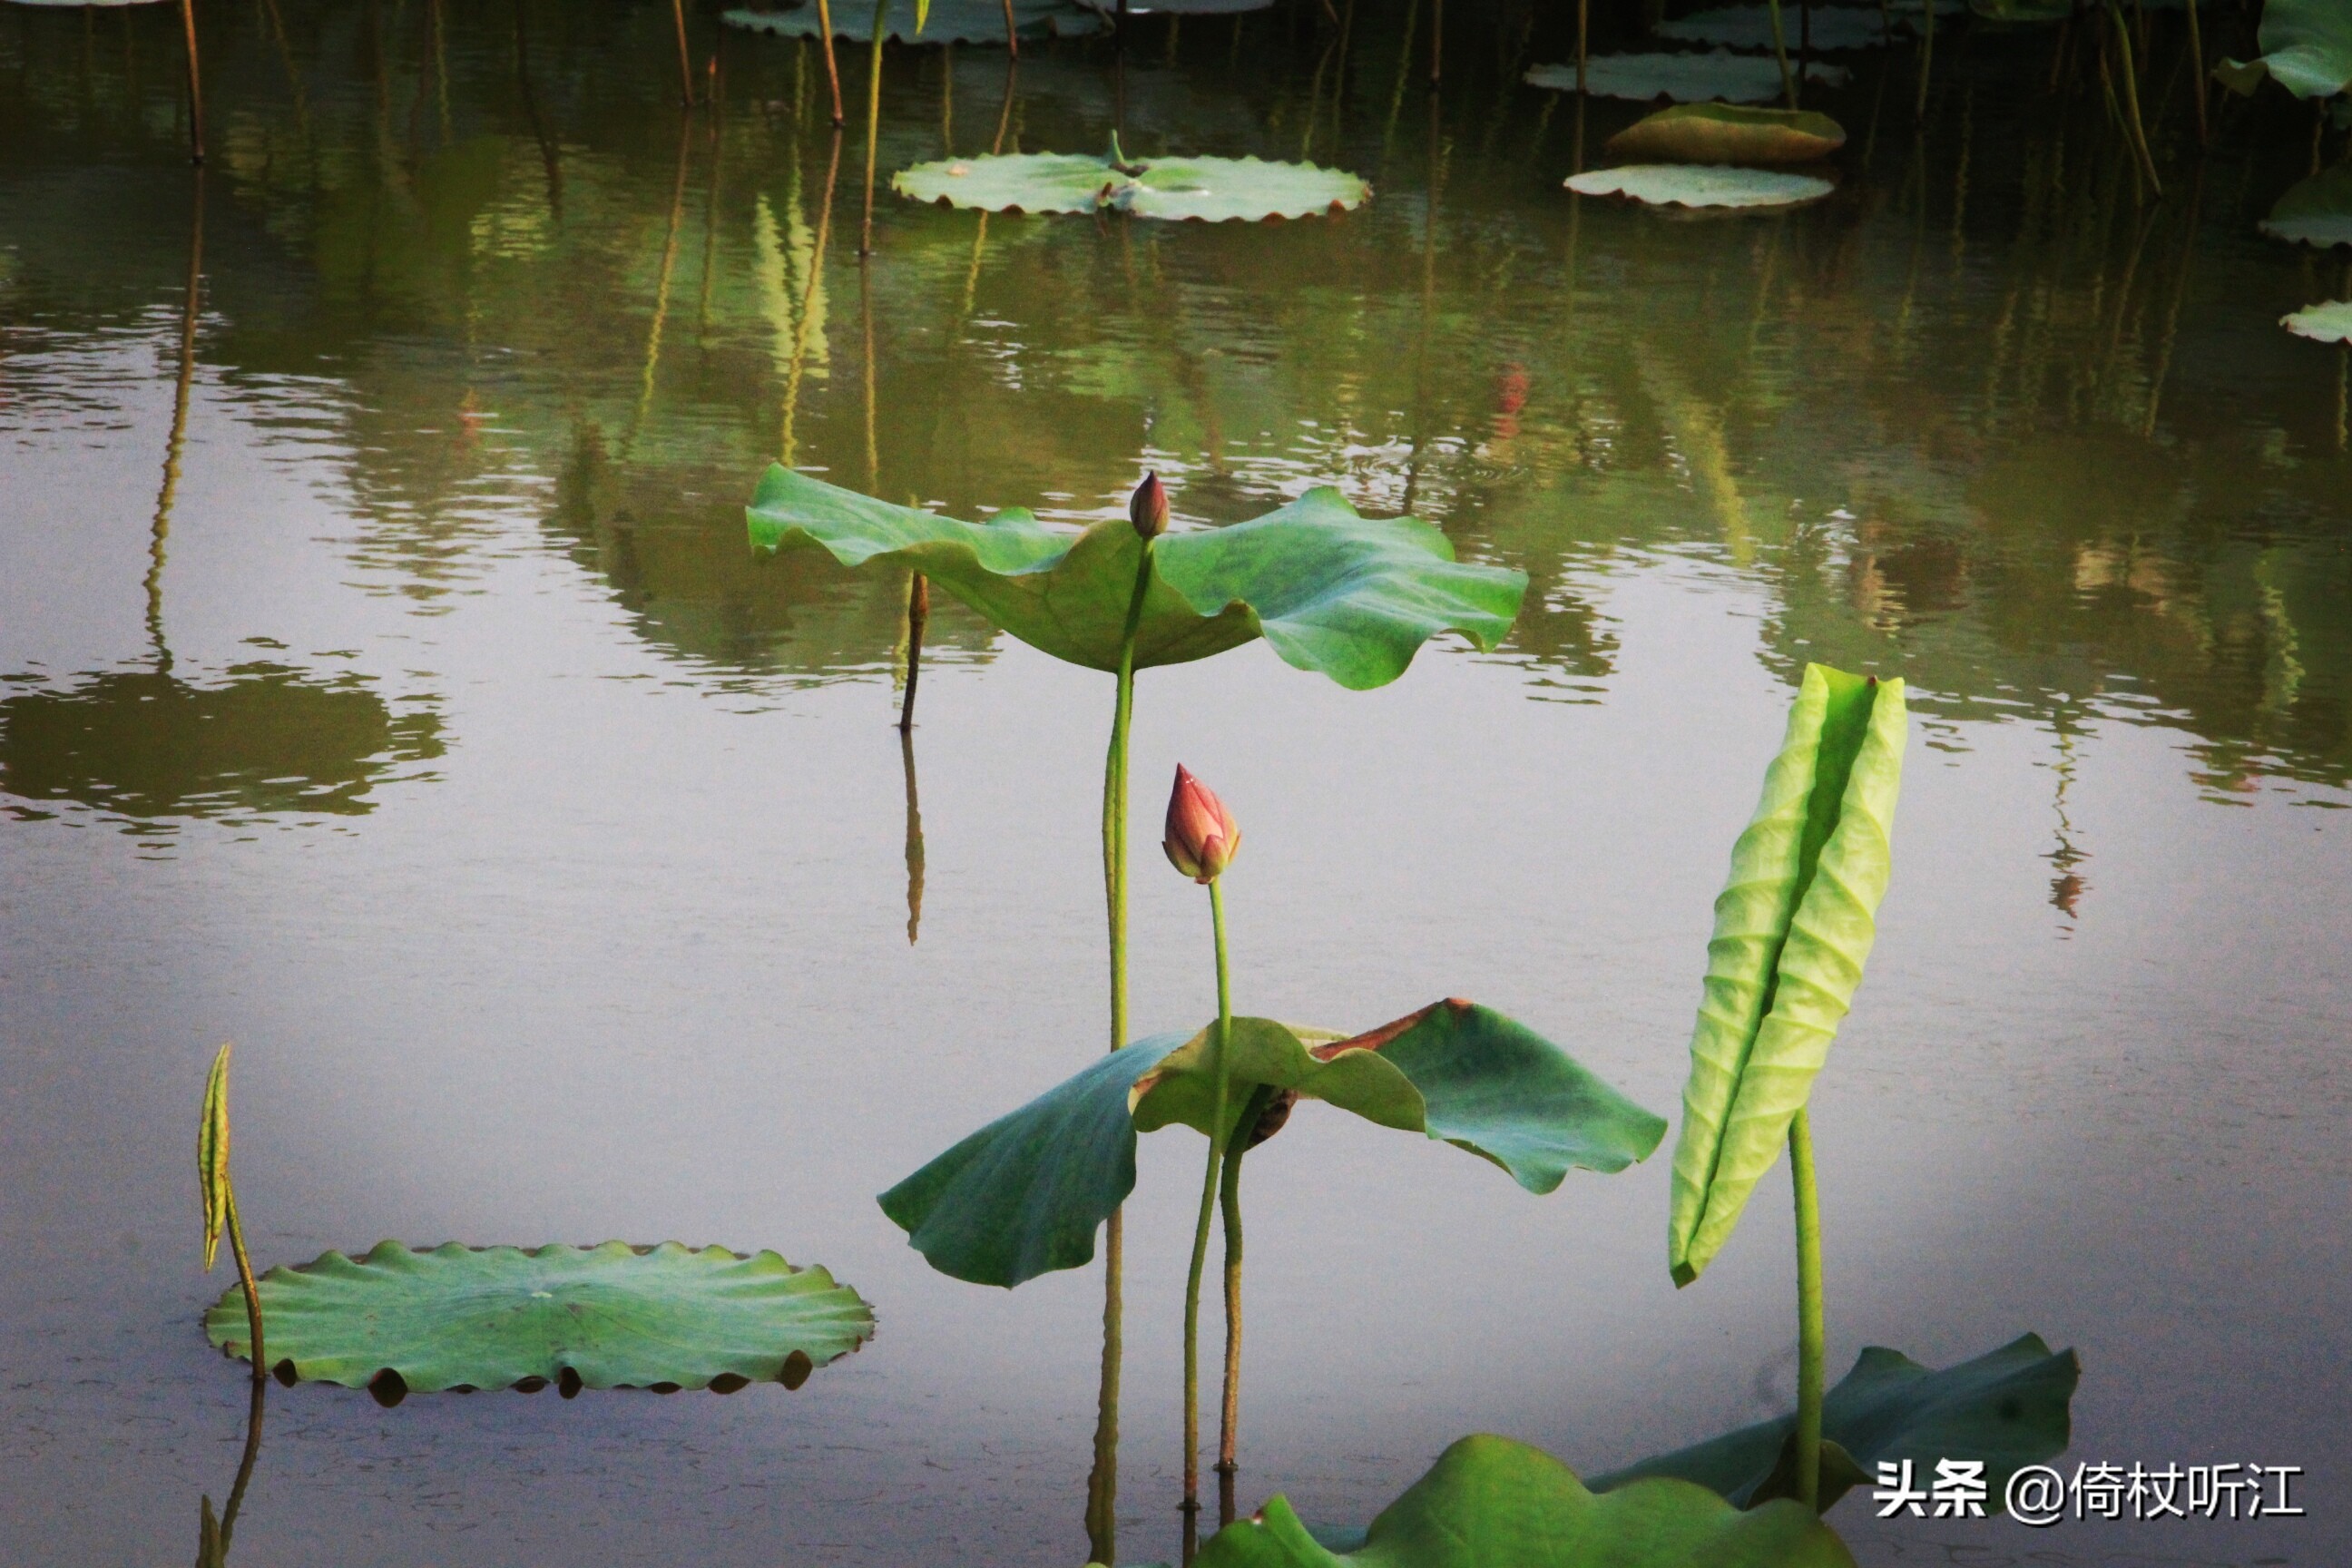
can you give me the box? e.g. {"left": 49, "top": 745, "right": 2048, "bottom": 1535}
{"left": 2, "top": 2, "right": 2347, "bottom": 1564}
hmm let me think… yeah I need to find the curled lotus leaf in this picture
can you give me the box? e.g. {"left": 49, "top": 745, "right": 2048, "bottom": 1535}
{"left": 1525, "top": 52, "right": 1849, "bottom": 104}
{"left": 1604, "top": 105, "right": 1847, "bottom": 166}
{"left": 893, "top": 151, "right": 1369, "bottom": 221}
{"left": 2259, "top": 164, "right": 2352, "bottom": 249}
{"left": 2216, "top": 0, "right": 2352, "bottom": 100}
{"left": 720, "top": 0, "right": 1106, "bottom": 44}
{"left": 745, "top": 468, "right": 1524, "bottom": 689}
{"left": 2283, "top": 299, "right": 2352, "bottom": 342}
{"left": 203, "top": 1240, "right": 873, "bottom": 1396}
{"left": 1567, "top": 164, "right": 1834, "bottom": 211}
{"left": 878, "top": 1004, "right": 1665, "bottom": 1288}
{"left": 1669, "top": 667, "right": 1906, "bottom": 1287}
{"left": 1657, "top": 4, "right": 1911, "bottom": 51}
{"left": 1592, "top": 1336, "right": 2081, "bottom": 1517}
{"left": 1195, "top": 1435, "right": 1857, "bottom": 1568}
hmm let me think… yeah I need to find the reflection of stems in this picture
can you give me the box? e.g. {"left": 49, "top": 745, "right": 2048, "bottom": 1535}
{"left": 2182, "top": 0, "right": 2207, "bottom": 146}
{"left": 1575, "top": 0, "right": 1587, "bottom": 93}
{"left": 899, "top": 724, "right": 924, "bottom": 943}
{"left": 2104, "top": 1, "right": 2162, "bottom": 197}
{"left": 898, "top": 573, "right": 927, "bottom": 730}
{"left": 859, "top": 0, "right": 888, "bottom": 256}
{"left": 1767, "top": 0, "right": 1793, "bottom": 108}
{"left": 1427, "top": 0, "right": 1441, "bottom": 84}
{"left": 1789, "top": 1108, "right": 1824, "bottom": 1512}
{"left": 1181, "top": 877, "right": 1236, "bottom": 1514}
{"left": 1215, "top": 1083, "right": 1275, "bottom": 1511}
{"left": 178, "top": 0, "right": 205, "bottom": 163}
{"left": 150, "top": 170, "right": 204, "bottom": 673}
{"left": 1086, "top": 538, "right": 1154, "bottom": 1568}
{"left": 628, "top": 114, "right": 694, "bottom": 458}
{"left": 1914, "top": 0, "right": 1933, "bottom": 120}
{"left": 514, "top": 0, "right": 563, "bottom": 220}
{"left": 671, "top": 0, "right": 695, "bottom": 105}
{"left": 815, "top": 0, "right": 845, "bottom": 123}
{"left": 781, "top": 132, "right": 843, "bottom": 467}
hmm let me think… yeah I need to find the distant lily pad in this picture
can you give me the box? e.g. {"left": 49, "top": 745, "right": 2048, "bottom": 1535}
{"left": 2259, "top": 164, "right": 2352, "bottom": 249}
{"left": 894, "top": 149, "right": 1368, "bottom": 220}
{"left": 1605, "top": 104, "right": 1847, "bottom": 165}
{"left": 2283, "top": 300, "right": 2352, "bottom": 343}
{"left": 720, "top": 0, "right": 1106, "bottom": 44}
{"left": 204, "top": 1241, "right": 874, "bottom": 1398}
{"left": 1566, "top": 163, "right": 1833, "bottom": 211}
{"left": 1658, "top": 5, "right": 1907, "bottom": 51}
{"left": 1525, "top": 51, "right": 1849, "bottom": 104}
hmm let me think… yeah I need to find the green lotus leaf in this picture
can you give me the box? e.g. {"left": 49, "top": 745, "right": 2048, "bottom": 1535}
{"left": 2217, "top": 0, "right": 2352, "bottom": 100}
{"left": 1657, "top": 4, "right": 1909, "bottom": 51}
{"left": 1567, "top": 165, "right": 1834, "bottom": 211}
{"left": 1525, "top": 52, "right": 1850, "bottom": 104}
{"left": 2259, "top": 164, "right": 2352, "bottom": 249}
{"left": 745, "top": 468, "right": 1525, "bottom": 688}
{"left": 203, "top": 1240, "right": 874, "bottom": 1396}
{"left": 893, "top": 151, "right": 1370, "bottom": 221}
{"left": 1669, "top": 666, "right": 1906, "bottom": 1287}
{"left": 1604, "top": 105, "right": 1847, "bottom": 166}
{"left": 1592, "top": 1336, "right": 2081, "bottom": 1516}
{"left": 1196, "top": 1434, "right": 1857, "bottom": 1568}
{"left": 719, "top": 0, "right": 1107, "bottom": 44}
{"left": 880, "top": 1004, "right": 1664, "bottom": 1288}
{"left": 2283, "top": 299, "right": 2352, "bottom": 342}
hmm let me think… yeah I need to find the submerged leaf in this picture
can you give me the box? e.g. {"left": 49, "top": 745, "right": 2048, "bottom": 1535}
{"left": 203, "top": 1241, "right": 873, "bottom": 1394}
{"left": 1196, "top": 1435, "right": 1857, "bottom": 1567}
{"left": 2259, "top": 164, "right": 2352, "bottom": 249}
{"left": 1668, "top": 666, "right": 1906, "bottom": 1287}
{"left": 2216, "top": 0, "right": 2352, "bottom": 100}
{"left": 881, "top": 1005, "right": 1663, "bottom": 1288}
{"left": 200, "top": 1044, "right": 231, "bottom": 1272}
{"left": 1657, "top": 4, "right": 1911, "bottom": 51}
{"left": 1605, "top": 105, "right": 1847, "bottom": 166}
{"left": 1567, "top": 165, "right": 1834, "bottom": 211}
{"left": 746, "top": 469, "right": 1524, "bottom": 689}
{"left": 1526, "top": 51, "right": 1850, "bottom": 104}
{"left": 1592, "top": 1337, "right": 2081, "bottom": 1516}
{"left": 893, "top": 151, "right": 1370, "bottom": 221}
{"left": 720, "top": 0, "right": 1106, "bottom": 43}
{"left": 2283, "top": 299, "right": 2352, "bottom": 342}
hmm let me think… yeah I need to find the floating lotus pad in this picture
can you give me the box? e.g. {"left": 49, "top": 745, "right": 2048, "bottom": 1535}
{"left": 880, "top": 1001, "right": 1666, "bottom": 1288}
{"left": 719, "top": 0, "right": 1106, "bottom": 44}
{"left": 1657, "top": 4, "right": 1907, "bottom": 51}
{"left": 2283, "top": 300, "right": 2352, "bottom": 343}
{"left": 893, "top": 150, "right": 1369, "bottom": 221}
{"left": 746, "top": 470, "right": 1517, "bottom": 686}
{"left": 1567, "top": 163, "right": 1833, "bottom": 211}
{"left": 2259, "top": 164, "right": 2352, "bottom": 249}
{"left": 1525, "top": 51, "right": 1849, "bottom": 104}
{"left": 1593, "top": 1336, "right": 2080, "bottom": 1514}
{"left": 1605, "top": 104, "right": 1847, "bottom": 165}
{"left": 1195, "top": 1435, "right": 1858, "bottom": 1568}
{"left": 2216, "top": 0, "right": 2352, "bottom": 100}
{"left": 204, "top": 1241, "right": 874, "bottom": 1396}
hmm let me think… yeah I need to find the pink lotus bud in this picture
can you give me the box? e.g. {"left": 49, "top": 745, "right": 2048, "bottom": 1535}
{"left": 1130, "top": 473, "right": 1170, "bottom": 541}
{"left": 1163, "top": 765, "right": 1240, "bottom": 884}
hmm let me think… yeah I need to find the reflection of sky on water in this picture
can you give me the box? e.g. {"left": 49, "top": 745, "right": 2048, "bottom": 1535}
{"left": 0, "top": 1, "right": 2347, "bottom": 1564}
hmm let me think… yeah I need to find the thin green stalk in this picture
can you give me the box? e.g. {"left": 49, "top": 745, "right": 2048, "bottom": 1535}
{"left": 858, "top": 0, "right": 887, "bottom": 254}
{"left": 1216, "top": 1083, "right": 1274, "bottom": 1501}
{"left": 225, "top": 1190, "right": 266, "bottom": 1385}
{"left": 1789, "top": 1107, "right": 1825, "bottom": 1512}
{"left": 1086, "top": 538, "right": 1155, "bottom": 1567}
{"left": 1181, "top": 877, "right": 1236, "bottom": 1513}
{"left": 1767, "top": 0, "right": 1794, "bottom": 109}
{"left": 2104, "top": 0, "right": 2162, "bottom": 197}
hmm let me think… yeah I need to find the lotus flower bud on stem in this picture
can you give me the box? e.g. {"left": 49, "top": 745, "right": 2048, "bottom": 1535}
{"left": 1164, "top": 765, "right": 1240, "bottom": 884}
{"left": 1130, "top": 472, "right": 1170, "bottom": 542}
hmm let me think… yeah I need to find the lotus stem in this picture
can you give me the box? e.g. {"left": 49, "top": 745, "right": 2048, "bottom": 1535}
{"left": 1181, "top": 877, "right": 1237, "bottom": 1513}
{"left": 220, "top": 1371, "right": 266, "bottom": 1543}
{"left": 179, "top": 0, "right": 205, "bottom": 163}
{"left": 1575, "top": 0, "right": 1587, "bottom": 94}
{"left": 2182, "top": 0, "right": 2207, "bottom": 147}
{"left": 671, "top": 0, "right": 694, "bottom": 105}
{"left": 898, "top": 573, "right": 927, "bottom": 731}
{"left": 225, "top": 1188, "right": 266, "bottom": 1387}
{"left": 814, "top": 0, "right": 846, "bottom": 123}
{"left": 1001, "top": 0, "right": 1019, "bottom": 57}
{"left": 2104, "top": 0, "right": 2162, "bottom": 196}
{"left": 1216, "top": 1083, "right": 1274, "bottom": 1504}
{"left": 859, "top": 0, "right": 887, "bottom": 256}
{"left": 1789, "top": 1107, "right": 1824, "bottom": 1511}
{"left": 1767, "top": 0, "right": 1794, "bottom": 109}
{"left": 1914, "top": 0, "right": 1933, "bottom": 121}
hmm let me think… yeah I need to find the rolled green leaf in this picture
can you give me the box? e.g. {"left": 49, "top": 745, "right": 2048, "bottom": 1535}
{"left": 1194, "top": 1434, "right": 1858, "bottom": 1568}
{"left": 881, "top": 1004, "right": 1665, "bottom": 1289}
{"left": 1668, "top": 666, "right": 1906, "bottom": 1288}
{"left": 746, "top": 468, "right": 1527, "bottom": 691}
{"left": 200, "top": 1043, "right": 231, "bottom": 1272}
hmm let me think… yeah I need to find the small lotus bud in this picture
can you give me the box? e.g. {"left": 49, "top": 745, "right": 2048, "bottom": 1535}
{"left": 1163, "top": 764, "right": 1240, "bottom": 884}
{"left": 1130, "top": 472, "right": 1170, "bottom": 542}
